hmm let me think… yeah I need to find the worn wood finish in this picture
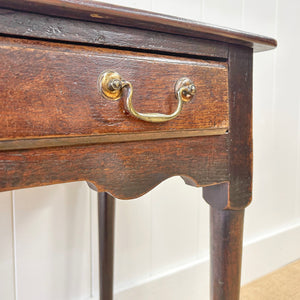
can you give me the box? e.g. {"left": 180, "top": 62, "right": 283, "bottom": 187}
{"left": 0, "top": 136, "right": 229, "bottom": 198}
{"left": 0, "top": 0, "right": 277, "bottom": 52}
{"left": 202, "top": 183, "right": 245, "bottom": 299}
{"left": 0, "top": 37, "right": 229, "bottom": 148}
{"left": 202, "top": 46, "right": 253, "bottom": 210}
{"left": 98, "top": 192, "right": 115, "bottom": 300}
{"left": 0, "top": 9, "right": 228, "bottom": 59}
{"left": 227, "top": 45, "right": 253, "bottom": 209}
{"left": 203, "top": 182, "right": 230, "bottom": 210}
{"left": 201, "top": 44, "right": 253, "bottom": 299}
{"left": 210, "top": 207, "right": 244, "bottom": 300}
{"left": 0, "top": 3, "right": 276, "bottom": 299}
{"left": 0, "top": 129, "right": 228, "bottom": 151}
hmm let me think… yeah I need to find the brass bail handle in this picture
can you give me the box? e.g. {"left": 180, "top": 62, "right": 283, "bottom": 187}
{"left": 98, "top": 71, "right": 196, "bottom": 123}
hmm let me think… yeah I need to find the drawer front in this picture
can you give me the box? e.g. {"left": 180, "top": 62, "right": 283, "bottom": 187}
{"left": 0, "top": 37, "right": 229, "bottom": 149}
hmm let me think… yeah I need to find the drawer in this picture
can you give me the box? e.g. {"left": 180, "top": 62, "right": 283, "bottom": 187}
{"left": 0, "top": 37, "right": 229, "bottom": 149}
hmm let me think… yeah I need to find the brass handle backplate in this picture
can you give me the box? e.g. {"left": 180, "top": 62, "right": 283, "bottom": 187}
{"left": 98, "top": 71, "right": 196, "bottom": 123}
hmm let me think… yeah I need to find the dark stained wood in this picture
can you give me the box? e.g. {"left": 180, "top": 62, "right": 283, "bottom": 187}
{"left": 0, "top": 129, "right": 228, "bottom": 151}
{"left": 202, "top": 182, "right": 230, "bottom": 210}
{"left": 0, "top": 8, "right": 228, "bottom": 59}
{"left": 0, "top": 136, "right": 229, "bottom": 198}
{"left": 0, "top": 37, "right": 229, "bottom": 147}
{"left": 0, "top": 3, "right": 276, "bottom": 299}
{"left": 227, "top": 45, "right": 253, "bottom": 209}
{"left": 202, "top": 44, "right": 253, "bottom": 299}
{"left": 98, "top": 192, "right": 115, "bottom": 300}
{"left": 210, "top": 207, "right": 244, "bottom": 300}
{"left": 0, "top": 0, "right": 277, "bottom": 52}
{"left": 202, "top": 46, "right": 253, "bottom": 210}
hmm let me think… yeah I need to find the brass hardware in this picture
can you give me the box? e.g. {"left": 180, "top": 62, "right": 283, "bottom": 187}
{"left": 174, "top": 77, "right": 196, "bottom": 102}
{"left": 98, "top": 71, "right": 196, "bottom": 123}
{"left": 98, "top": 71, "right": 124, "bottom": 100}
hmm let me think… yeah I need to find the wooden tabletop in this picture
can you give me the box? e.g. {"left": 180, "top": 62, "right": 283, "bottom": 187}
{"left": 0, "top": 0, "right": 277, "bottom": 52}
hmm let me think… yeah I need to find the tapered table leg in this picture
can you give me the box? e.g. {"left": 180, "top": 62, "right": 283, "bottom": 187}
{"left": 98, "top": 192, "right": 116, "bottom": 300}
{"left": 210, "top": 207, "right": 245, "bottom": 300}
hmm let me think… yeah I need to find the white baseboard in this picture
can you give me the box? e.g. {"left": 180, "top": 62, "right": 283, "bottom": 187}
{"left": 113, "top": 222, "right": 300, "bottom": 300}
{"left": 241, "top": 222, "right": 300, "bottom": 285}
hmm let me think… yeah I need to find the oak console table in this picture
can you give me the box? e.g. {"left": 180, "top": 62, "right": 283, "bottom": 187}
{"left": 0, "top": 1, "right": 276, "bottom": 299}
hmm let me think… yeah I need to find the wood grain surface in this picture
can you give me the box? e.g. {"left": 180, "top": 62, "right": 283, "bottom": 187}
{"left": 0, "top": 4, "right": 272, "bottom": 300}
{"left": 210, "top": 207, "right": 245, "bottom": 300}
{"left": 227, "top": 45, "right": 253, "bottom": 209}
{"left": 98, "top": 192, "right": 115, "bottom": 300}
{"left": 202, "top": 45, "right": 253, "bottom": 210}
{"left": 0, "top": 8, "right": 229, "bottom": 59}
{"left": 0, "top": 136, "right": 229, "bottom": 197}
{"left": 0, "top": 37, "right": 229, "bottom": 149}
{"left": 0, "top": 0, "right": 277, "bottom": 52}
{"left": 200, "top": 44, "right": 253, "bottom": 300}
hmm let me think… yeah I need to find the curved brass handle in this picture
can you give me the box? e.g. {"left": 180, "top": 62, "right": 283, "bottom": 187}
{"left": 99, "top": 71, "right": 196, "bottom": 123}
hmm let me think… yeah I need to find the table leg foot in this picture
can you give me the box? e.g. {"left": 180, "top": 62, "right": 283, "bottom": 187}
{"left": 210, "top": 206, "right": 244, "bottom": 300}
{"left": 98, "top": 192, "right": 115, "bottom": 300}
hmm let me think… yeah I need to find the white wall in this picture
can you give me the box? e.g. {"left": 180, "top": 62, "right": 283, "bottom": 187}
{"left": 1, "top": 0, "right": 300, "bottom": 299}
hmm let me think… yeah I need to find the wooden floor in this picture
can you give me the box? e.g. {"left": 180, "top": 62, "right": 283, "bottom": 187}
{"left": 241, "top": 260, "right": 300, "bottom": 299}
